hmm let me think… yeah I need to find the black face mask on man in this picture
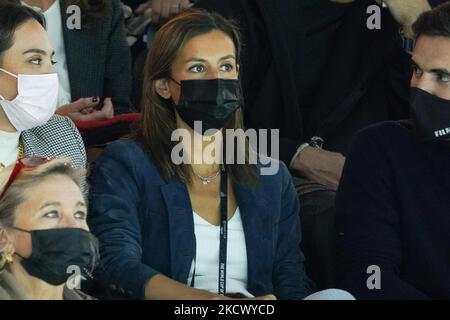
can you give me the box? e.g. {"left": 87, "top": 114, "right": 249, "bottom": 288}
{"left": 171, "top": 78, "right": 241, "bottom": 135}
{"left": 13, "top": 227, "right": 97, "bottom": 286}
{"left": 410, "top": 87, "right": 450, "bottom": 141}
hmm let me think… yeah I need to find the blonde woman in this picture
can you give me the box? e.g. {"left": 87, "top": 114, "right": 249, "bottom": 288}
{"left": 0, "top": 158, "right": 97, "bottom": 300}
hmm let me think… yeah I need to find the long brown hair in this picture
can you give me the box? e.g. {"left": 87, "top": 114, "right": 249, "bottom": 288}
{"left": 133, "top": 9, "right": 258, "bottom": 186}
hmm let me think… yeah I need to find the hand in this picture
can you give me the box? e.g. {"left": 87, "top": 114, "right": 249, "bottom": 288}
{"left": 59, "top": 97, "right": 114, "bottom": 121}
{"left": 56, "top": 96, "right": 100, "bottom": 117}
{"left": 382, "top": 0, "right": 431, "bottom": 37}
{"left": 147, "top": 0, "right": 193, "bottom": 26}
{"left": 291, "top": 146, "right": 346, "bottom": 190}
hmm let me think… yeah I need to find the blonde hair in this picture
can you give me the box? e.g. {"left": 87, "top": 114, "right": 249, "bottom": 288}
{"left": 0, "top": 158, "right": 84, "bottom": 228}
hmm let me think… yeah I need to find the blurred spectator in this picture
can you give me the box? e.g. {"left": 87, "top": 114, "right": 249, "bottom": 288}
{"left": 123, "top": 0, "right": 198, "bottom": 108}
{"left": 21, "top": 0, "right": 133, "bottom": 121}
{"left": 134, "top": 0, "right": 194, "bottom": 26}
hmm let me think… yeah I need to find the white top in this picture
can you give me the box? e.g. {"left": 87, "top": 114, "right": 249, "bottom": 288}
{"left": 23, "top": 0, "right": 72, "bottom": 107}
{"left": 187, "top": 207, "right": 253, "bottom": 298}
{"left": 0, "top": 129, "right": 21, "bottom": 168}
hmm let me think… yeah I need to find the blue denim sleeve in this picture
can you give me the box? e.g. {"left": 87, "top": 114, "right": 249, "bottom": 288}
{"left": 272, "top": 162, "right": 314, "bottom": 299}
{"left": 87, "top": 142, "right": 159, "bottom": 299}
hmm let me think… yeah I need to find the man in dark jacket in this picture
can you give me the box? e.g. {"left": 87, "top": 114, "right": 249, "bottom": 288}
{"left": 194, "top": 0, "right": 447, "bottom": 289}
{"left": 336, "top": 2, "right": 450, "bottom": 298}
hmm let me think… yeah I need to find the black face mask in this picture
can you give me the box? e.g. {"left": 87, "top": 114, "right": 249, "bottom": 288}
{"left": 172, "top": 79, "right": 241, "bottom": 135}
{"left": 14, "top": 227, "right": 97, "bottom": 286}
{"left": 411, "top": 87, "right": 450, "bottom": 142}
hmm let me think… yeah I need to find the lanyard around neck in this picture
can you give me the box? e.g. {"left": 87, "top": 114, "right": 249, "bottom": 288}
{"left": 190, "top": 168, "right": 229, "bottom": 296}
{"left": 218, "top": 168, "right": 228, "bottom": 295}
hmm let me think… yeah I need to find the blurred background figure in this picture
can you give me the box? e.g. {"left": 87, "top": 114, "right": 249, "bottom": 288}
{"left": 20, "top": 0, "right": 133, "bottom": 121}
{"left": 122, "top": 0, "right": 199, "bottom": 108}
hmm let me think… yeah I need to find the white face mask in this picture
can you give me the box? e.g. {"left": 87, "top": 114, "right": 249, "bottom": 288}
{"left": 0, "top": 67, "right": 58, "bottom": 132}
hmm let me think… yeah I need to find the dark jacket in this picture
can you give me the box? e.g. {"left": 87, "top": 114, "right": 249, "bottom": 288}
{"left": 194, "top": 0, "right": 444, "bottom": 163}
{"left": 60, "top": 0, "right": 133, "bottom": 114}
{"left": 87, "top": 139, "right": 313, "bottom": 299}
{"left": 336, "top": 120, "right": 450, "bottom": 299}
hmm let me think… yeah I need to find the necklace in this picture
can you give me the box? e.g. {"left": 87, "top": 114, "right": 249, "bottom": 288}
{"left": 194, "top": 169, "right": 220, "bottom": 185}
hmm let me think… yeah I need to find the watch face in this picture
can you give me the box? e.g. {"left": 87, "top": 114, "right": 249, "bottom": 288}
{"left": 310, "top": 136, "right": 325, "bottom": 149}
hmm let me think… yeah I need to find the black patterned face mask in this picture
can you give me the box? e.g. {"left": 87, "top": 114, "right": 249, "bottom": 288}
{"left": 410, "top": 87, "right": 450, "bottom": 142}
{"left": 14, "top": 227, "right": 97, "bottom": 286}
{"left": 171, "top": 78, "right": 241, "bottom": 135}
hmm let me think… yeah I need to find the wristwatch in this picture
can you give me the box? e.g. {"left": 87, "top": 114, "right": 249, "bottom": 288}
{"left": 308, "top": 136, "right": 325, "bottom": 149}
{"left": 289, "top": 136, "right": 325, "bottom": 169}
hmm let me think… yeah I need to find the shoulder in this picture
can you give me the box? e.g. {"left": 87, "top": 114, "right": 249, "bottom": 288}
{"left": 94, "top": 138, "right": 162, "bottom": 179}
{"left": 344, "top": 120, "right": 420, "bottom": 173}
{"left": 98, "top": 138, "right": 145, "bottom": 162}
{"left": 350, "top": 120, "right": 416, "bottom": 151}
{"left": 0, "top": 270, "right": 30, "bottom": 300}
{"left": 25, "top": 115, "right": 82, "bottom": 140}
{"left": 22, "top": 116, "right": 85, "bottom": 166}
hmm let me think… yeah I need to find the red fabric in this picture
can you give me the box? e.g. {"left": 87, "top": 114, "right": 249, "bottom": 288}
{"left": 74, "top": 113, "right": 140, "bottom": 132}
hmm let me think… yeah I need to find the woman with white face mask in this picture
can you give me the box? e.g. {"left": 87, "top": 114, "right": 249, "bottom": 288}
{"left": 0, "top": 2, "right": 86, "bottom": 187}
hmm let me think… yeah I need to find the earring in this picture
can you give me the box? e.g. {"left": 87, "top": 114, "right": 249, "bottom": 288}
{"left": 0, "top": 251, "right": 13, "bottom": 271}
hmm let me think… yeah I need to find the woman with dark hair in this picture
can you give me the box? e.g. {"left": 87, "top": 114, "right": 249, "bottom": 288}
{"left": 0, "top": 2, "right": 86, "bottom": 186}
{"left": 88, "top": 9, "right": 353, "bottom": 300}
{"left": 21, "top": 0, "right": 133, "bottom": 121}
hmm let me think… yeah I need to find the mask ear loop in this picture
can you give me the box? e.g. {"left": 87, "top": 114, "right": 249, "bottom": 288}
{"left": 0, "top": 67, "right": 18, "bottom": 79}
{"left": 168, "top": 77, "right": 181, "bottom": 86}
{"left": 0, "top": 67, "right": 18, "bottom": 101}
{"left": 11, "top": 226, "right": 30, "bottom": 234}
{"left": 9, "top": 227, "right": 31, "bottom": 260}
{"left": 13, "top": 251, "right": 26, "bottom": 260}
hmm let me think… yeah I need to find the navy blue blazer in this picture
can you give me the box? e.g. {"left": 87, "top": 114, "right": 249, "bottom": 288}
{"left": 88, "top": 139, "right": 312, "bottom": 299}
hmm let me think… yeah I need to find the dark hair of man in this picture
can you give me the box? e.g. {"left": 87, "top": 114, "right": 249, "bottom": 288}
{"left": 413, "top": 2, "right": 450, "bottom": 39}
